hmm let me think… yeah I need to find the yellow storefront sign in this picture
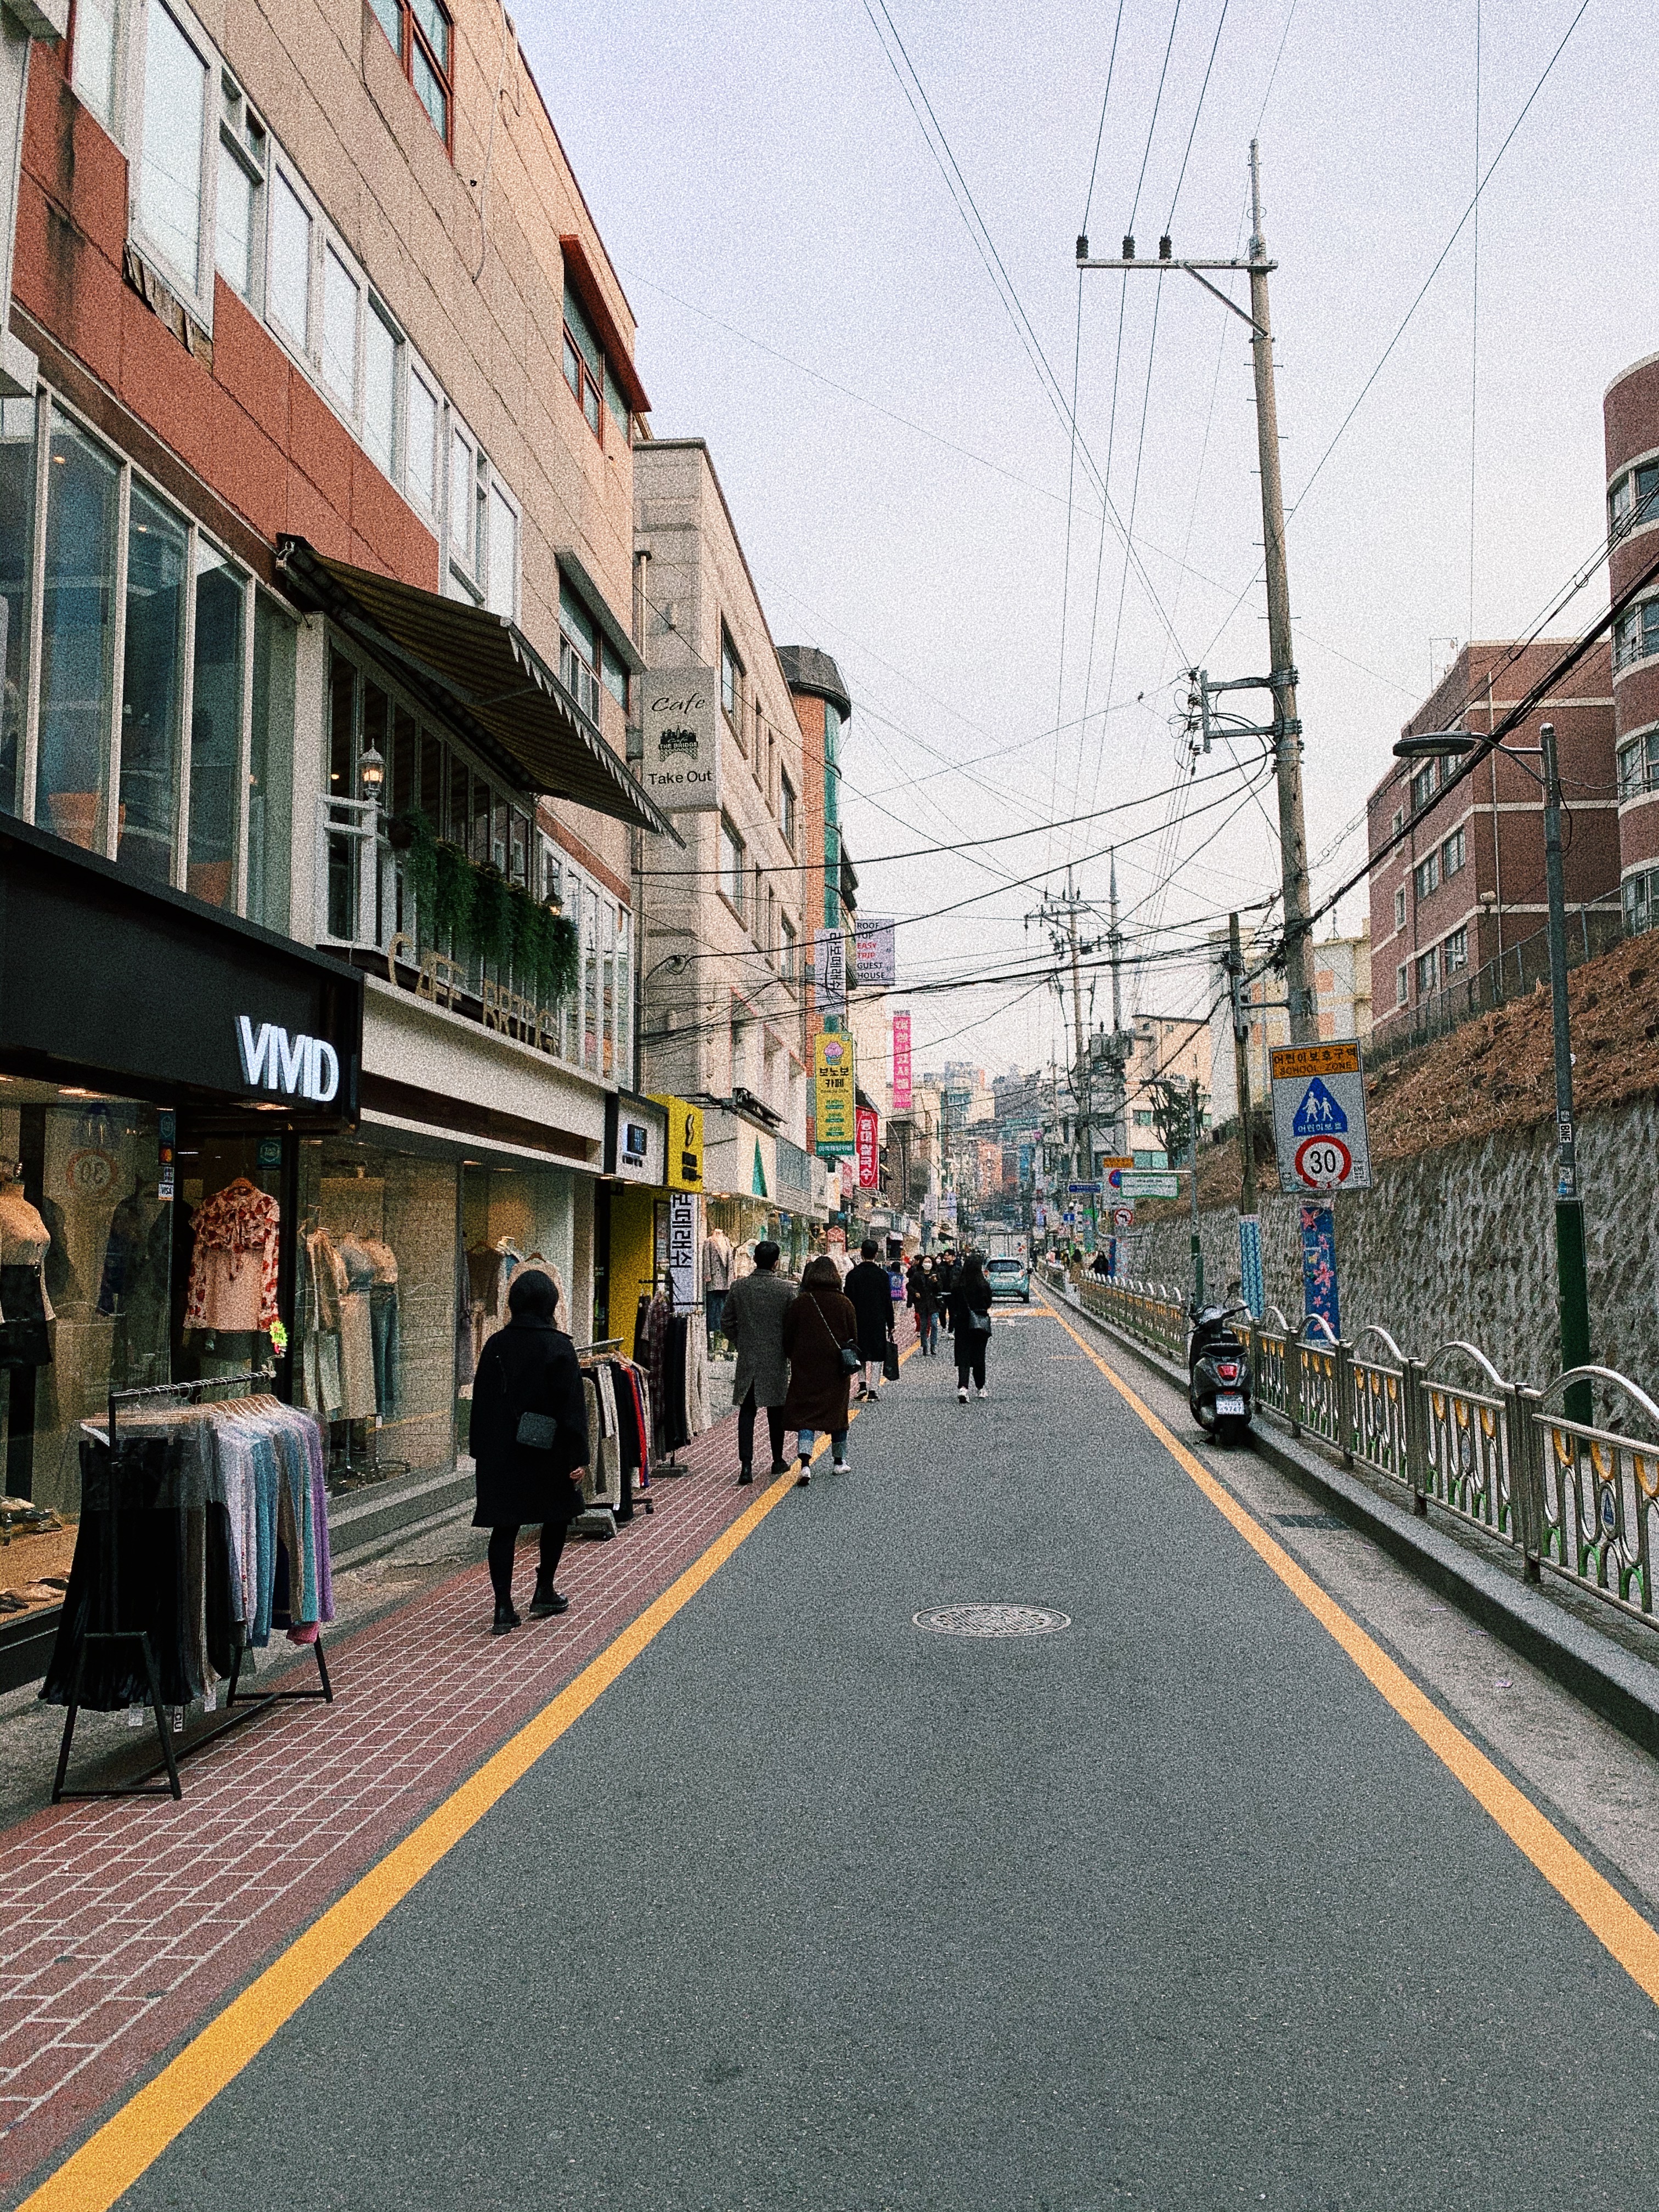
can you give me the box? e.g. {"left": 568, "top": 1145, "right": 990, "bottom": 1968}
{"left": 814, "top": 1033, "right": 856, "bottom": 1157}
{"left": 650, "top": 1095, "right": 704, "bottom": 1190}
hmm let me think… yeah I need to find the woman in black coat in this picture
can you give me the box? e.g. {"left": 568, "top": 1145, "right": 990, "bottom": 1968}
{"left": 781, "top": 1255, "right": 858, "bottom": 1484}
{"left": 948, "top": 1254, "right": 995, "bottom": 1403}
{"left": 470, "top": 1268, "right": 590, "bottom": 1635}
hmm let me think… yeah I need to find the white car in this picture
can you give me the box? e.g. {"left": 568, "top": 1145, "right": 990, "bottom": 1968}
{"left": 985, "top": 1255, "right": 1031, "bottom": 1304}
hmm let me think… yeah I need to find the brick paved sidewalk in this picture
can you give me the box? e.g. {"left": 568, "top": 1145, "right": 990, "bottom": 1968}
{"left": 0, "top": 1412, "right": 757, "bottom": 2204}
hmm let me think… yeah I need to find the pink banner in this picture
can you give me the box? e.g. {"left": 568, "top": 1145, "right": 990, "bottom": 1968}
{"left": 891, "top": 1011, "right": 912, "bottom": 1114}
{"left": 856, "top": 1105, "right": 880, "bottom": 1190}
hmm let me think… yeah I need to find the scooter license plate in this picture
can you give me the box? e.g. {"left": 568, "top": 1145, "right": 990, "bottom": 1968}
{"left": 1215, "top": 1394, "right": 1245, "bottom": 1416}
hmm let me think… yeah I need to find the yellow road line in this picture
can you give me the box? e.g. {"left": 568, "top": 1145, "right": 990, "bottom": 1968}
{"left": 21, "top": 1420, "right": 855, "bottom": 2212}
{"left": 1040, "top": 1295, "right": 1659, "bottom": 2009}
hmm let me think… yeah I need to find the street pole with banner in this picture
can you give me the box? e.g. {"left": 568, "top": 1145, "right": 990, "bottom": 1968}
{"left": 1268, "top": 1039, "right": 1372, "bottom": 1339}
{"left": 1189, "top": 1074, "right": 1204, "bottom": 1311}
{"left": 1226, "top": 913, "right": 1264, "bottom": 1317}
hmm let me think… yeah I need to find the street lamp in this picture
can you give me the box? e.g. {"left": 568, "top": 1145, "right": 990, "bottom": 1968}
{"left": 1393, "top": 722, "right": 1590, "bottom": 1417}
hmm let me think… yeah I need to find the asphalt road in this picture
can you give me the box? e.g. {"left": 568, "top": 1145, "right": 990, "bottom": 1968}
{"left": 115, "top": 1304, "right": 1659, "bottom": 2211}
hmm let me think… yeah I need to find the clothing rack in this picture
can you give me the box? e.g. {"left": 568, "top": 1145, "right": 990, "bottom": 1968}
{"left": 648, "top": 1272, "right": 689, "bottom": 1481}
{"left": 575, "top": 1340, "right": 653, "bottom": 1523}
{"left": 52, "top": 1368, "right": 333, "bottom": 1804}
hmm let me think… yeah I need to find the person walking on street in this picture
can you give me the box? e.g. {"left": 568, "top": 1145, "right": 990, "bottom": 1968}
{"left": 721, "top": 1238, "right": 794, "bottom": 1485}
{"left": 469, "top": 1268, "right": 590, "bottom": 1635}
{"left": 845, "top": 1238, "right": 897, "bottom": 1399}
{"left": 782, "top": 1255, "right": 857, "bottom": 1483}
{"left": 949, "top": 1252, "right": 995, "bottom": 1403}
{"left": 908, "top": 1254, "right": 939, "bottom": 1357}
{"left": 1090, "top": 1246, "right": 1110, "bottom": 1280}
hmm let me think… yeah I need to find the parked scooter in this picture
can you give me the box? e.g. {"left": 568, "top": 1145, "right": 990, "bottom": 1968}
{"left": 1188, "top": 1302, "right": 1253, "bottom": 1445}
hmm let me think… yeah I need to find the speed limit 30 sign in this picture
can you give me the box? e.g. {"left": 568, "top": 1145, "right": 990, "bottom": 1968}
{"left": 1268, "top": 1041, "right": 1372, "bottom": 1195}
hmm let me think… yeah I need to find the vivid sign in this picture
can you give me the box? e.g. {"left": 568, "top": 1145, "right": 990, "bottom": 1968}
{"left": 236, "top": 1017, "right": 340, "bottom": 1103}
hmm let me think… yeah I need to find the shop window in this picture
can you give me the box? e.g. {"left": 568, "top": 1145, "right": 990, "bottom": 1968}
{"left": 185, "top": 544, "right": 245, "bottom": 907}
{"left": 36, "top": 409, "right": 121, "bottom": 854}
{"left": 0, "top": 399, "right": 37, "bottom": 819}
{"left": 136, "top": 0, "right": 210, "bottom": 304}
{"left": 246, "top": 591, "right": 296, "bottom": 933}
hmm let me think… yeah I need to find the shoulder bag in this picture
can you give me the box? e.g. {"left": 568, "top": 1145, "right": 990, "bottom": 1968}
{"left": 810, "top": 1293, "right": 862, "bottom": 1374}
{"left": 516, "top": 1410, "right": 560, "bottom": 1450}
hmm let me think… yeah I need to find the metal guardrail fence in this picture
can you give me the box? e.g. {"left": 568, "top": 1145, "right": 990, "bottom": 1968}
{"left": 1040, "top": 1261, "right": 1659, "bottom": 1634}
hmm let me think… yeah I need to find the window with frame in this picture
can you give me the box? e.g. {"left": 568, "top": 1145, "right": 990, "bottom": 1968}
{"left": 562, "top": 285, "right": 605, "bottom": 443}
{"left": 1443, "top": 926, "right": 1469, "bottom": 974}
{"left": 1393, "top": 885, "right": 1406, "bottom": 931}
{"left": 1409, "top": 762, "right": 1437, "bottom": 810}
{"left": 1611, "top": 462, "right": 1659, "bottom": 538}
{"left": 1623, "top": 869, "right": 1659, "bottom": 936}
{"left": 1615, "top": 601, "right": 1659, "bottom": 673}
{"left": 752, "top": 861, "right": 764, "bottom": 936}
{"left": 1416, "top": 946, "right": 1439, "bottom": 995}
{"left": 720, "top": 625, "right": 744, "bottom": 740}
{"left": 780, "top": 913, "right": 797, "bottom": 983}
{"left": 215, "top": 75, "right": 266, "bottom": 304}
{"left": 1414, "top": 850, "right": 1439, "bottom": 900}
{"left": 136, "top": 0, "right": 211, "bottom": 308}
{"left": 366, "top": 0, "right": 452, "bottom": 146}
{"left": 1391, "top": 806, "right": 1404, "bottom": 837}
{"left": 720, "top": 816, "right": 745, "bottom": 916}
{"left": 1396, "top": 963, "right": 1408, "bottom": 1007}
{"left": 1618, "top": 730, "right": 1659, "bottom": 800}
{"left": 780, "top": 770, "right": 797, "bottom": 849}
{"left": 1442, "top": 825, "right": 1466, "bottom": 878}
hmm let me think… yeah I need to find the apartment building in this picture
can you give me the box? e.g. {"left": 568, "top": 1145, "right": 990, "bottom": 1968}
{"left": 778, "top": 645, "right": 854, "bottom": 1149}
{"left": 633, "top": 437, "right": 819, "bottom": 1275}
{"left": 1605, "top": 353, "right": 1659, "bottom": 929}
{"left": 1366, "top": 642, "right": 1617, "bottom": 1045}
{"left": 0, "top": 0, "right": 669, "bottom": 1512}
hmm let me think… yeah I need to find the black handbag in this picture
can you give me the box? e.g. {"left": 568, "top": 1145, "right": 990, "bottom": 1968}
{"left": 516, "top": 1410, "right": 560, "bottom": 1450}
{"left": 810, "top": 1294, "right": 861, "bottom": 1373}
{"left": 882, "top": 1340, "right": 900, "bottom": 1381}
{"left": 968, "top": 1310, "right": 991, "bottom": 1335}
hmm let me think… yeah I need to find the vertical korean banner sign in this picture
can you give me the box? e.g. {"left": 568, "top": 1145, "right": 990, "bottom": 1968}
{"left": 1300, "top": 1204, "right": 1339, "bottom": 1337}
{"left": 856, "top": 1105, "right": 879, "bottom": 1190}
{"left": 891, "top": 1012, "right": 913, "bottom": 1112}
{"left": 815, "top": 1032, "right": 856, "bottom": 1155}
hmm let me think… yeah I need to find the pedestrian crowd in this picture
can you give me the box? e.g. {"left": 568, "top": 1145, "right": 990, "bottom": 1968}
{"left": 467, "top": 1234, "right": 1011, "bottom": 1624}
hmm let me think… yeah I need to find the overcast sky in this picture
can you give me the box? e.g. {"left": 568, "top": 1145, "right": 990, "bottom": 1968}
{"left": 532, "top": 0, "right": 1640, "bottom": 1078}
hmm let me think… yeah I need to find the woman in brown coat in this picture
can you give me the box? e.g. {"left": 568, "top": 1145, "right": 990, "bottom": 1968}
{"left": 781, "top": 1254, "right": 857, "bottom": 1485}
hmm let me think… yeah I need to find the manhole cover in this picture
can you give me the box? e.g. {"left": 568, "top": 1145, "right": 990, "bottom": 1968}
{"left": 913, "top": 1604, "right": 1071, "bottom": 1638}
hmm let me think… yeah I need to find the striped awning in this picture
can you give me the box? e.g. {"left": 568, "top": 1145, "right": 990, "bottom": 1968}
{"left": 276, "top": 538, "right": 672, "bottom": 838}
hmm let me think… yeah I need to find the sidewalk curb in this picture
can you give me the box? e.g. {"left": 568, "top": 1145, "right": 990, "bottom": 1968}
{"left": 1050, "top": 1285, "right": 1659, "bottom": 1761}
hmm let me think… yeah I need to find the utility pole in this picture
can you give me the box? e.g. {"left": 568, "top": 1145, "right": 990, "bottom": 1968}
{"left": 1248, "top": 142, "right": 1316, "bottom": 1045}
{"left": 1541, "top": 722, "right": 1592, "bottom": 1423}
{"left": 1107, "top": 851, "right": 1126, "bottom": 1155}
{"left": 1226, "top": 912, "right": 1264, "bottom": 1316}
{"left": 1078, "top": 139, "right": 1318, "bottom": 1043}
{"left": 1188, "top": 1073, "right": 1205, "bottom": 1312}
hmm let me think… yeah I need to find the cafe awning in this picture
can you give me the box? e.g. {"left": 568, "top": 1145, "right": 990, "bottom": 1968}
{"left": 276, "top": 538, "right": 674, "bottom": 838}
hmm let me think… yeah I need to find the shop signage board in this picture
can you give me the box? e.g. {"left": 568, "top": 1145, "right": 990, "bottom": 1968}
{"left": 1268, "top": 1041, "right": 1372, "bottom": 1195}
{"left": 815, "top": 929, "right": 846, "bottom": 1018}
{"left": 1068, "top": 1181, "right": 1102, "bottom": 1195}
{"left": 667, "top": 1193, "right": 698, "bottom": 1306}
{"left": 815, "top": 1033, "right": 856, "bottom": 1156}
{"left": 236, "top": 1016, "right": 341, "bottom": 1103}
{"left": 891, "top": 1011, "right": 912, "bottom": 1113}
{"left": 853, "top": 916, "right": 897, "bottom": 988}
{"left": 650, "top": 1094, "right": 704, "bottom": 1190}
{"left": 638, "top": 668, "right": 721, "bottom": 813}
{"left": 606, "top": 1092, "right": 667, "bottom": 1185}
{"left": 855, "top": 1105, "right": 879, "bottom": 1190}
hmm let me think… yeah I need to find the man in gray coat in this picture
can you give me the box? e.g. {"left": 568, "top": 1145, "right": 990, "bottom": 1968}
{"left": 722, "top": 1239, "right": 794, "bottom": 1484}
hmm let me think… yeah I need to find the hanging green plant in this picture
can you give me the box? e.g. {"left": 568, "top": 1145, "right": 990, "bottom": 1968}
{"left": 506, "top": 879, "right": 540, "bottom": 985}
{"left": 433, "top": 840, "right": 476, "bottom": 953}
{"left": 475, "top": 864, "right": 514, "bottom": 968}
{"left": 540, "top": 910, "right": 580, "bottom": 1007}
{"left": 393, "top": 810, "right": 438, "bottom": 936}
